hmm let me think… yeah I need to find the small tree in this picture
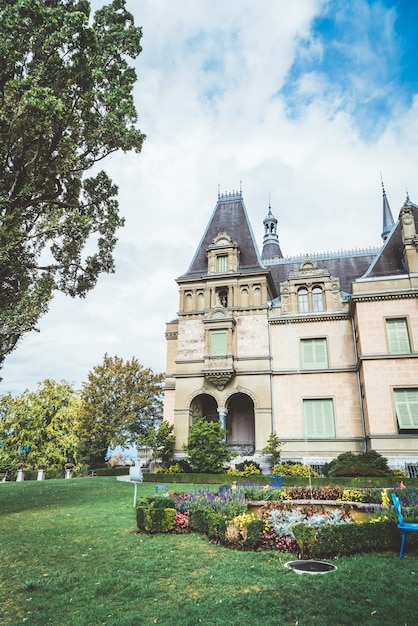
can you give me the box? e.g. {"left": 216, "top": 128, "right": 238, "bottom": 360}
{"left": 140, "top": 421, "right": 175, "bottom": 466}
{"left": 262, "top": 432, "right": 283, "bottom": 465}
{"left": 183, "top": 418, "right": 231, "bottom": 474}
{"left": 323, "top": 450, "right": 392, "bottom": 477}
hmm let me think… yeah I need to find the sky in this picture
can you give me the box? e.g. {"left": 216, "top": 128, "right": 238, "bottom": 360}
{"left": 2, "top": 0, "right": 418, "bottom": 396}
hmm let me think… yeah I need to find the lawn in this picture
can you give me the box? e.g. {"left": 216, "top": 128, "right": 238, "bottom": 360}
{"left": 0, "top": 477, "right": 416, "bottom": 626}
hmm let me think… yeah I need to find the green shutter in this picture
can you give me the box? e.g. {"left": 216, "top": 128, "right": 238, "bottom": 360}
{"left": 386, "top": 319, "right": 411, "bottom": 354}
{"left": 216, "top": 255, "right": 228, "bottom": 273}
{"left": 211, "top": 330, "right": 227, "bottom": 355}
{"left": 394, "top": 389, "right": 418, "bottom": 429}
{"left": 304, "top": 399, "right": 335, "bottom": 438}
{"left": 301, "top": 338, "right": 328, "bottom": 369}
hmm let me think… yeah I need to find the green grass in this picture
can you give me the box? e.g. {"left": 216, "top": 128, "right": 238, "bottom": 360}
{"left": 0, "top": 478, "right": 417, "bottom": 626}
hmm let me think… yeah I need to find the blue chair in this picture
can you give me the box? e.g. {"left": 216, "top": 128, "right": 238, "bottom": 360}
{"left": 391, "top": 493, "right": 418, "bottom": 559}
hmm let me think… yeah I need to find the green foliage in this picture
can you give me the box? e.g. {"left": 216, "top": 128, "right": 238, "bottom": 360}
{"left": 188, "top": 508, "right": 211, "bottom": 534}
{"left": 323, "top": 451, "right": 392, "bottom": 477}
{"left": 0, "top": 0, "right": 145, "bottom": 366}
{"left": 155, "top": 463, "right": 183, "bottom": 474}
{"left": 227, "top": 462, "right": 261, "bottom": 476}
{"left": 144, "top": 508, "right": 176, "bottom": 533}
{"left": 0, "top": 379, "right": 79, "bottom": 469}
{"left": 273, "top": 462, "right": 319, "bottom": 477}
{"left": 206, "top": 512, "right": 227, "bottom": 542}
{"left": 140, "top": 421, "right": 175, "bottom": 465}
{"left": 245, "top": 518, "right": 265, "bottom": 548}
{"left": 262, "top": 432, "right": 283, "bottom": 464}
{"left": 183, "top": 417, "right": 231, "bottom": 473}
{"left": 76, "top": 354, "right": 163, "bottom": 466}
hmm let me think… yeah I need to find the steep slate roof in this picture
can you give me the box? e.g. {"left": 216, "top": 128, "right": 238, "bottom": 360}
{"left": 362, "top": 200, "right": 418, "bottom": 279}
{"left": 180, "top": 192, "right": 264, "bottom": 278}
{"left": 264, "top": 250, "right": 378, "bottom": 295}
{"left": 179, "top": 192, "right": 417, "bottom": 293}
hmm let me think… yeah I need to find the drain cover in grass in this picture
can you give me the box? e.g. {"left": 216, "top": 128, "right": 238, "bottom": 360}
{"left": 284, "top": 560, "right": 337, "bottom": 575}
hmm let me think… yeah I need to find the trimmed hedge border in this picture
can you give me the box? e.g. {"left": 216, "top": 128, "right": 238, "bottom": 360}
{"left": 142, "top": 472, "right": 418, "bottom": 488}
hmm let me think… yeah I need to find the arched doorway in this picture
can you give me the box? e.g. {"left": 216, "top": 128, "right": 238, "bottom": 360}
{"left": 189, "top": 394, "right": 218, "bottom": 423}
{"left": 226, "top": 393, "right": 255, "bottom": 454}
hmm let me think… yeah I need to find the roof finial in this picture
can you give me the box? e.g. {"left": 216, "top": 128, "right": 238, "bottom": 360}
{"left": 218, "top": 184, "right": 220, "bottom": 199}
{"left": 380, "top": 171, "right": 386, "bottom": 196}
{"left": 406, "top": 187, "right": 410, "bottom": 204}
{"left": 239, "top": 180, "right": 242, "bottom": 196}
{"left": 268, "top": 193, "right": 271, "bottom": 212}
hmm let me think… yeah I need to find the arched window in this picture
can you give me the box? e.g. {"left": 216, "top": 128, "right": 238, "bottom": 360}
{"left": 298, "top": 287, "right": 309, "bottom": 313}
{"left": 312, "top": 286, "right": 324, "bottom": 312}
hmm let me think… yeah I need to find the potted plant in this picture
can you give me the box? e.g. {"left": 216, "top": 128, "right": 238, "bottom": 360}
{"left": 64, "top": 462, "right": 75, "bottom": 479}
{"left": 36, "top": 463, "right": 48, "bottom": 480}
{"left": 16, "top": 462, "right": 29, "bottom": 481}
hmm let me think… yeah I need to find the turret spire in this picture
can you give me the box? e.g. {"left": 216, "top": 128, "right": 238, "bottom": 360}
{"left": 381, "top": 176, "right": 395, "bottom": 242}
{"left": 261, "top": 200, "right": 283, "bottom": 260}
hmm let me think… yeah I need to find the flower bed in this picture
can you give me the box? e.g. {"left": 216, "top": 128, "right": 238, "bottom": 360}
{"left": 135, "top": 485, "right": 418, "bottom": 557}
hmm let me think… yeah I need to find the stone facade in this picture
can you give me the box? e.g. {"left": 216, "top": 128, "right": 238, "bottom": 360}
{"left": 163, "top": 191, "right": 418, "bottom": 475}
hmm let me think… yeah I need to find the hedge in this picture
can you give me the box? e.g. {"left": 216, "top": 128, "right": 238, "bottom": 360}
{"left": 143, "top": 472, "right": 418, "bottom": 488}
{"left": 292, "top": 520, "right": 418, "bottom": 559}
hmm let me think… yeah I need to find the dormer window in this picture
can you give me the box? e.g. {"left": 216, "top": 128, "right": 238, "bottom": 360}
{"left": 207, "top": 230, "right": 239, "bottom": 274}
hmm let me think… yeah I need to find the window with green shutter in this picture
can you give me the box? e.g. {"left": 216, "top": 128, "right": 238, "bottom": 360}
{"left": 301, "top": 338, "right": 328, "bottom": 369}
{"left": 216, "top": 255, "right": 228, "bottom": 273}
{"left": 303, "top": 399, "right": 335, "bottom": 438}
{"left": 386, "top": 318, "right": 411, "bottom": 354}
{"left": 394, "top": 388, "right": 418, "bottom": 430}
{"left": 210, "top": 330, "right": 227, "bottom": 355}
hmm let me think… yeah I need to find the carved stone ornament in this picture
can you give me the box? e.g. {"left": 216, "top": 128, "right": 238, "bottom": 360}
{"left": 204, "top": 369, "right": 235, "bottom": 391}
{"left": 205, "top": 306, "right": 230, "bottom": 319}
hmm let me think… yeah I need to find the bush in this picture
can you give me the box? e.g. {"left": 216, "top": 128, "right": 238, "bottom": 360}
{"left": 144, "top": 508, "right": 176, "bottom": 533}
{"left": 323, "top": 451, "right": 392, "bottom": 477}
{"left": 245, "top": 519, "right": 265, "bottom": 548}
{"left": 183, "top": 418, "right": 231, "bottom": 473}
{"left": 272, "top": 462, "right": 319, "bottom": 477}
{"left": 292, "top": 520, "right": 397, "bottom": 558}
{"left": 155, "top": 463, "right": 183, "bottom": 474}
{"left": 227, "top": 462, "right": 261, "bottom": 476}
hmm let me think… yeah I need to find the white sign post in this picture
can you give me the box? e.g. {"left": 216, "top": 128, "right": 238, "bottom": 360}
{"left": 129, "top": 465, "right": 143, "bottom": 506}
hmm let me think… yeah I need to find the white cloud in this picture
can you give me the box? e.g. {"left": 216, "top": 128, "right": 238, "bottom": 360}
{"left": 2, "top": 0, "right": 417, "bottom": 394}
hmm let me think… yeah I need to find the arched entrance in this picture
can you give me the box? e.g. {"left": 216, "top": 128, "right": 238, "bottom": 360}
{"left": 226, "top": 393, "right": 255, "bottom": 454}
{"left": 189, "top": 394, "right": 218, "bottom": 422}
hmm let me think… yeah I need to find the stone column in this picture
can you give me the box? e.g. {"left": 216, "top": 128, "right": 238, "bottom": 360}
{"left": 217, "top": 407, "right": 228, "bottom": 441}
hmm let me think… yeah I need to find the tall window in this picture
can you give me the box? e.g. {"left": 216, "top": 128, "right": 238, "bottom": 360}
{"left": 394, "top": 388, "right": 418, "bottom": 431}
{"left": 298, "top": 288, "right": 309, "bottom": 313}
{"left": 210, "top": 330, "right": 227, "bottom": 355}
{"left": 301, "top": 338, "right": 328, "bottom": 369}
{"left": 303, "top": 399, "right": 336, "bottom": 438}
{"left": 386, "top": 318, "right": 411, "bottom": 354}
{"left": 312, "top": 286, "right": 324, "bottom": 312}
{"left": 216, "top": 255, "right": 228, "bottom": 273}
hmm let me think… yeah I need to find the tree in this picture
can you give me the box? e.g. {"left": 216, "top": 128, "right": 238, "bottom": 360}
{"left": 140, "top": 420, "right": 175, "bottom": 466}
{"left": 183, "top": 417, "right": 231, "bottom": 474}
{"left": 0, "top": 0, "right": 145, "bottom": 367}
{"left": 262, "top": 432, "right": 283, "bottom": 465}
{"left": 0, "top": 379, "right": 79, "bottom": 469}
{"left": 76, "top": 354, "right": 163, "bottom": 467}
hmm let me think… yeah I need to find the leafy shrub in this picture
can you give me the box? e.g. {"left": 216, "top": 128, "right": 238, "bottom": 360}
{"left": 183, "top": 418, "right": 231, "bottom": 473}
{"left": 272, "top": 462, "right": 319, "bottom": 477}
{"left": 245, "top": 519, "right": 265, "bottom": 548}
{"left": 262, "top": 432, "right": 283, "bottom": 465}
{"left": 155, "top": 463, "right": 183, "bottom": 474}
{"left": 227, "top": 462, "right": 261, "bottom": 476}
{"left": 293, "top": 520, "right": 397, "bottom": 559}
{"left": 152, "top": 495, "right": 176, "bottom": 509}
{"left": 207, "top": 512, "right": 227, "bottom": 542}
{"left": 144, "top": 508, "right": 176, "bottom": 533}
{"left": 136, "top": 506, "right": 147, "bottom": 531}
{"left": 323, "top": 451, "right": 392, "bottom": 477}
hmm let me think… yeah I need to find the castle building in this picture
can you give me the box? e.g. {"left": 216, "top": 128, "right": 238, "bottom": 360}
{"left": 163, "top": 186, "right": 418, "bottom": 475}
